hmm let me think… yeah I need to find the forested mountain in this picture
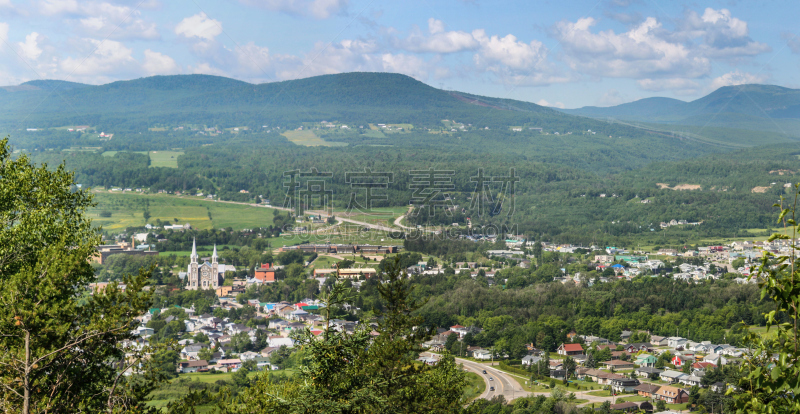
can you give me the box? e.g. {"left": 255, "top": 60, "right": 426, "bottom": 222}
{"left": 561, "top": 84, "right": 800, "bottom": 137}
{"left": 0, "top": 72, "right": 611, "bottom": 132}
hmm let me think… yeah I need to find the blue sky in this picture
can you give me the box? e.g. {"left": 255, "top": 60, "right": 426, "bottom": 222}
{"left": 0, "top": 0, "right": 797, "bottom": 108}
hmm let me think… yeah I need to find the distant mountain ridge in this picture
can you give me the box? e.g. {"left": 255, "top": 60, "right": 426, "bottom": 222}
{"left": 0, "top": 72, "right": 571, "bottom": 131}
{"left": 560, "top": 84, "right": 800, "bottom": 136}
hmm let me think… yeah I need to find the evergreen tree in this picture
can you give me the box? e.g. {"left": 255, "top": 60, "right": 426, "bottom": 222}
{"left": 0, "top": 138, "right": 163, "bottom": 413}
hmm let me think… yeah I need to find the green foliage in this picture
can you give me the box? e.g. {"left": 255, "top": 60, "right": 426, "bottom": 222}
{"left": 0, "top": 138, "right": 166, "bottom": 413}
{"left": 733, "top": 187, "right": 800, "bottom": 413}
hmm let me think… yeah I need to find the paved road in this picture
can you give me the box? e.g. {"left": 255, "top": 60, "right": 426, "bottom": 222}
{"left": 424, "top": 353, "right": 530, "bottom": 402}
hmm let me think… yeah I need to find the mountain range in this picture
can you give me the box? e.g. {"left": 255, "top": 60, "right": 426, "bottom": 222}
{"left": 2, "top": 72, "right": 798, "bottom": 145}
{"left": 559, "top": 84, "right": 800, "bottom": 137}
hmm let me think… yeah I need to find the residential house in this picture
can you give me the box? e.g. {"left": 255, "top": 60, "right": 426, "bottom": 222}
{"left": 635, "top": 354, "right": 657, "bottom": 367}
{"left": 672, "top": 354, "right": 694, "bottom": 368}
{"left": 655, "top": 385, "right": 689, "bottom": 404}
{"left": 634, "top": 383, "right": 661, "bottom": 398}
{"left": 473, "top": 349, "right": 492, "bottom": 360}
{"left": 635, "top": 366, "right": 663, "bottom": 379}
{"left": 522, "top": 355, "right": 542, "bottom": 366}
{"left": 450, "top": 325, "right": 470, "bottom": 338}
{"left": 660, "top": 370, "right": 687, "bottom": 384}
{"left": 610, "top": 378, "right": 641, "bottom": 393}
{"left": 217, "top": 359, "right": 242, "bottom": 371}
{"left": 626, "top": 343, "right": 651, "bottom": 353}
{"left": 177, "top": 360, "right": 208, "bottom": 373}
{"left": 702, "top": 353, "right": 728, "bottom": 366}
{"left": 603, "top": 360, "right": 634, "bottom": 370}
{"left": 667, "top": 337, "right": 688, "bottom": 349}
{"left": 268, "top": 336, "right": 294, "bottom": 348}
{"left": 692, "top": 361, "right": 716, "bottom": 372}
{"left": 680, "top": 374, "right": 704, "bottom": 388}
{"left": 557, "top": 343, "right": 584, "bottom": 356}
{"left": 181, "top": 343, "right": 208, "bottom": 360}
{"left": 549, "top": 369, "right": 567, "bottom": 380}
{"left": 650, "top": 335, "right": 667, "bottom": 347}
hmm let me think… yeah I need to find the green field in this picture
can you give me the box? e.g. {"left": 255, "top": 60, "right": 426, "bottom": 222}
{"left": 281, "top": 130, "right": 348, "bottom": 147}
{"left": 88, "top": 193, "right": 276, "bottom": 233}
{"left": 101, "top": 150, "right": 184, "bottom": 168}
{"left": 148, "top": 151, "right": 184, "bottom": 168}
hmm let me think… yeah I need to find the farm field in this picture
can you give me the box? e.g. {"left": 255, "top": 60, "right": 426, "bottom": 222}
{"left": 88, "top": 192, "right": 276, "bottom": 233}
{"left": 148, "top": 150, "right": 184, "bottom": 168}
{"left": 101, "top": 150, "right": 184, "bottom": 168}
{"left": 281, "top": 130, "right": 348, "bottom": 147}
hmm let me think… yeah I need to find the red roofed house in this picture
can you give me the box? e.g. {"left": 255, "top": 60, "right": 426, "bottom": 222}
{"left": 692, "top": 361, "right": 716, "bottom": 371}
{"left": 557, "top": 343, "right": 584, "bottom": 356}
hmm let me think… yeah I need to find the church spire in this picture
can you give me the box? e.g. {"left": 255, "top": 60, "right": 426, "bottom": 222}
{"left": 190, "top": 238, "right": 197, "bottom": 262}
{"left": 212, "top": 244, "right": 217, "bottom": 263}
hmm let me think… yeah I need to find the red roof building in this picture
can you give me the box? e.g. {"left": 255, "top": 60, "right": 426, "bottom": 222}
{"left": 557, "top": 343, "right": 585, "bottom": 356}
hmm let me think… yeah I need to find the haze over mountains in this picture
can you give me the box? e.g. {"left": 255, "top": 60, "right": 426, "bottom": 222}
{"left": 560, "top": 84, "right": 800, "bottom": 137}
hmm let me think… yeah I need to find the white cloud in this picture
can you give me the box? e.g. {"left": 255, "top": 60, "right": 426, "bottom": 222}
{"left": 0, "top": 22, "right": 9, "bottom": 42}
{"left": 38, "top": 0, "right": 79, "bottom": 15}
{"left": 59, "top": 39, "right": 135, "bottom": 77}
{"left": 682, "top": 8, "right": 770, "bottom": 57}
{"left": 473, "top": 30, "right": 546, "bottom": 70}
{"left": 553, "top": 17, "right": 709, "bottom": 79}
{"left": 380, "top": 53, "right": 429, "bottom": 80}
{"left": 175, "top": 12, "right": 222, "bottom": 41}
{"left": 189, "top": 62, "right": 228, "bottom": 77}
{"left": 36, "top": 1, "right": 159, "bottom": 40}
{"left": 709, "top": 70, "right": 768, "bottom": 90}
{"left": 143, "top": 49, "right": 179, "bottom": 75}
{"left": 399, "top": 18, "right": 478, "bottom": 54}
{"left": 17, "top": 32, "right": 42, "bottom": 61}
{"left": 536, "top": 99, "right": 565, "bottom": 108}
{"left": 238, "top": 0, "right": 348, "bottom": 19}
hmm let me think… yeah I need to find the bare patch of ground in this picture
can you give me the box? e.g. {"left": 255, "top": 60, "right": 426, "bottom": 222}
{"left": 657, "top": 183, "right": 701, "bottom": 190}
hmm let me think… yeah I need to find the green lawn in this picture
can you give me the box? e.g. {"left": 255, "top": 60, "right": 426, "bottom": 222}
{"left": 88, "top": 192, "right": 276, "bottom": 233}
{"left": 587, "top": 389, "right": 613, "bottom": 397}
{"left": 463, "top": 372, "right": 486, "bottom": 401}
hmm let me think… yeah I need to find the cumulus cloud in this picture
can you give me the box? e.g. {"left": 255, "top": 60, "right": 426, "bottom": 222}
{"left": 682, "top": 8, "right": 771, "bottom": 58}
{"left": 398, "top": 18, "right": 478, "bottom": 53}
{"left": 238, "top": 0, "right": 348, "bottom": 19}
{"left": 37, "top": 1, "right": 159, "bottom": 40}
{"left": 59, "top": 39, "right": 136, "bottom": 77}
{"left": 552, "top": 8, "right": 769, "bottom": 89}
{"left": 709, "top": 70, "right": 768, "bottom": 90}
{"left": 552, "top": 17, "right": 710, "bottom": 80}
{"left": 17, "top": 32, "right": 42, "bottom": 61}
{"left": 143, "top": 49, "right": 179, "bottom": 75}
{"left": 175, "top": 12, "right": 222, "bottom": 41}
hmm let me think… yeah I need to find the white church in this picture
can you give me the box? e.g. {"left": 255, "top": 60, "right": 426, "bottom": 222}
{"left": 184, "top": 239, "right": 234, "bottom": 290}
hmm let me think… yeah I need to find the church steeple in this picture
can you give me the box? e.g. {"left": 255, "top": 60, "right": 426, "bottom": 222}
{"left": 190, "top": 238, "right": 198, "bottom": 263}
{"left": 212, "top": 244, "right": 217, "bottom": 264}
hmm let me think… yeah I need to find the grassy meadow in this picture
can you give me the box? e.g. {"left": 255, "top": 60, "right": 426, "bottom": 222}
{"left": 88, "top": 192, "right": 276, "bottom": 233}
{"left": 281, "top": 130, "right": 348, "bottom": 147}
